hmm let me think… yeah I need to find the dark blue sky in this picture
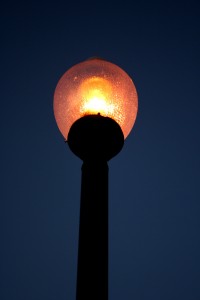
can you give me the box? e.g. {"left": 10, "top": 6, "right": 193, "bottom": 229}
{"left": 1, "top": 1, "right": 200, "bottom": 300}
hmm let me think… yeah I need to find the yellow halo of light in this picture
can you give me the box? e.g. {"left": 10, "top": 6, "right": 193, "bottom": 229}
{"left": 79, "top": 77, "right": 114, "bottom": 115}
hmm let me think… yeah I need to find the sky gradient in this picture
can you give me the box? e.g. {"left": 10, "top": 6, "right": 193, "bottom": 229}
{"left": 1, "top": 1, "right": 200, "bottom": 299}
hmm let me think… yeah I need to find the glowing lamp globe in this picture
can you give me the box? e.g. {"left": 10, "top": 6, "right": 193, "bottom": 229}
{"left": 54, "top": 58, "right": 138, "bottom": 160}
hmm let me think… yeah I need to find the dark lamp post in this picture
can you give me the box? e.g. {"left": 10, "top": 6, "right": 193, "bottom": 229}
{"left": 53, "top": 58, "right": 138, "bottom": 300}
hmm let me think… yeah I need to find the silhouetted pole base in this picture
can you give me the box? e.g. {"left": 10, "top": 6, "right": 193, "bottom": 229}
{"left": 68, "top": 115, "right": 124, "bottom": 300}
{"left": 77, "top": 160, "right": 108, "bottom": 300}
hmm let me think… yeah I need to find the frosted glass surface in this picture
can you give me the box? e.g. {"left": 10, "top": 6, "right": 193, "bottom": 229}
{"left": 54, "top": 58, "right": 138, "bottom": 139}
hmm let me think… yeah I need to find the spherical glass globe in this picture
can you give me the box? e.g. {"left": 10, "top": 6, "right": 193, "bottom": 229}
{"left": 54, "top": 58, "right": 138, "bottom": 140}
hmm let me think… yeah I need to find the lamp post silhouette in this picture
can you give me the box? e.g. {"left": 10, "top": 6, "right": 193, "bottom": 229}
{"left": 53, "top": 58, "right": 138, "bottom": 300}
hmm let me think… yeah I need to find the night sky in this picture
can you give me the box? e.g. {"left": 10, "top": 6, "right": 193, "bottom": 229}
{"left": 1, "top": 1, "right": 200, "bottom": 300}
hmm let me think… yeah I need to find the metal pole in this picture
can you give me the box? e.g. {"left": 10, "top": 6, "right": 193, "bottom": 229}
{"left": 67, "top": 115, "right": 124, "bottom": 300}
{"left": 76, "top": 159, "right": 108, "bottom": 300}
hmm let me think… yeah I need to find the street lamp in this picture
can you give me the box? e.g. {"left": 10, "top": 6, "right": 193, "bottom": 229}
{"left": 53, "top": 57, "right": 138, "bottom": 300}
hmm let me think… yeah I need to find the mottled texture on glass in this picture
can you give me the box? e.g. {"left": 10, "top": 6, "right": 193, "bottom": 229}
{"left": 54, "top": 58, "right": 138, "bottom": 139}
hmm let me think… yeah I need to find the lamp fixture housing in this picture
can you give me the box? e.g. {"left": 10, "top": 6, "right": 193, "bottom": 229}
{"left": 53, "top": 58, "right": 138, "bottom": 141}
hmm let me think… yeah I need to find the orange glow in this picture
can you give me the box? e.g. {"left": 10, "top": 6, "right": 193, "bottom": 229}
{"left": 54, "top": 58, "right": 138, "bottom": 140}
{"left": 79, "top": 77, "right": 114, "bottom": 116}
